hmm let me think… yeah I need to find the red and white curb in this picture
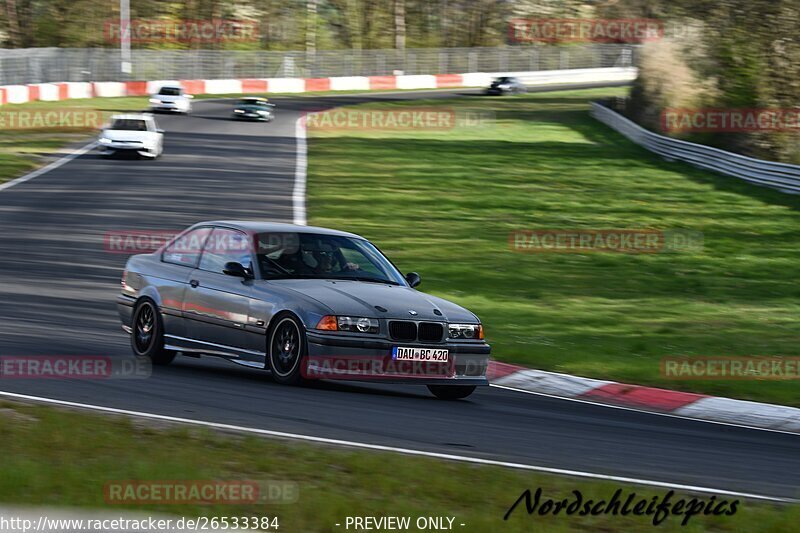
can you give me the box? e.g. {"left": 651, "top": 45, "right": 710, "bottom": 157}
{"left": 487, "top": 361, "right": 800, "bottom": 434}
{"left": 0, "top": 67, "right": 636, "bottom": 105}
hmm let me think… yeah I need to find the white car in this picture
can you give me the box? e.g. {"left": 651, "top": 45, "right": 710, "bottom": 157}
{"left": 149, "top": 85, "right": 193, "bottom": 114}
{"left": 98, "top": 114, "right": 164, "bottom": 159}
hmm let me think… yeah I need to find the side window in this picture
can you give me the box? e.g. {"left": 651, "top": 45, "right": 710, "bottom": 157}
{"left": 162, "top": 227, "right": 212, "bottom": 267}
{"left": 198, "top": 228, "right": 253, "bottom": 274}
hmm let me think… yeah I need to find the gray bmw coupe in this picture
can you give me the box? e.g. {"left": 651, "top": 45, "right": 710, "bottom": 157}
{"left": 118, "top": 221, "right": 490, "bottom": 399}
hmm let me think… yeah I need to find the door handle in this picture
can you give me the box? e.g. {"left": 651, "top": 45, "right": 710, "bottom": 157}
{"left": 189, "top": 279, "right": 199, "bottom": 288}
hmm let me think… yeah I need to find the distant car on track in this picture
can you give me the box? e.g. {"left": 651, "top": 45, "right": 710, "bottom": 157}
{"left": 118, "top": 221, "right": 490, "bottom": 399}
{"left": 98, "top": 114, "right": 164, "bottom": 159}
{"left": 232, "top": 97, "right": 276, "bottom": 121}
{"left": 486, "top": 76, "right": 527, "bottom": 95}
{"left": 149, "top": 85, "right": 193, "bottom": 114}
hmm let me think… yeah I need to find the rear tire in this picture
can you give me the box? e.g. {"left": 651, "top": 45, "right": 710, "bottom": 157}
{"left": 268, "top": 314, "right": 306, "bottom": 385}
{"left": 130, "top": 299, "right": 175, "bottom": 365}
{"left": 427, "top": 385, "right": 476, "bottom": 400}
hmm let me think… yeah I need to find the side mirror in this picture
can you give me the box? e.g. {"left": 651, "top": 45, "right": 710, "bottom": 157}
{"left": 186, "top": 94, "right": 194, "bottom": 99}
{"left": 405, "top": 272, "right": 421, "bottom": 288}
{"left": 223, "top": 262, "right": 252, "bottom": 279}
{"left": 156, "top": 128, "right": 165, "bottom": 134}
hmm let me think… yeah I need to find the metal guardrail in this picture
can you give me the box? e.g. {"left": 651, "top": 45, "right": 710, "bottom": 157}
{"left": 0, "top": 45, "right": 637, "bottom": 85}
{"left": 591, "top": 102, "right": 800, "bottom": 194}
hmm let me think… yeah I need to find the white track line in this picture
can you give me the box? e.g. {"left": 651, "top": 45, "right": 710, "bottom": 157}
{"left": 0, "top": 390, "right": 793, "bottom": 504}
{"left": 0, "top": 141, "right": 97, "bottom": 192}
{"left": 490, "top": 383, "right": 800, "bottom": 437}
{"left": 292, "top": 117, "right": 308, "bottom": 226}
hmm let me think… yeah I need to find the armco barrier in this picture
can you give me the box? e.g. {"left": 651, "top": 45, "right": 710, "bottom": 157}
{"left": 591, "top": 102, "right": 800, "bottom": 194}
{"left": 0, "top": 67, "right": 636, "bottom": 107}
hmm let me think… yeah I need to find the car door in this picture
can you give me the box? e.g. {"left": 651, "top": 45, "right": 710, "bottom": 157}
{"left": 158, "top": 226, "right": 213, "bottom": 339}
{"left": 182, "top": 227, "right": 259, "bottom": 360}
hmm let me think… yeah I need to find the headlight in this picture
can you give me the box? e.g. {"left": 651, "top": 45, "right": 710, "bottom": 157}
{"left": 448, "top": 323, "right": 483, "bottom": 340}
{"left": 149, "top": 98, "right": 160, "bottom": 104}
{"left": 234, "top": 109, "right": 245, "bottom": 113}
{"left": 98, "top": 137, "right": 112, "bottom": 144}
{"left": 316, "top": 315, "right": 379, "bottom": 334}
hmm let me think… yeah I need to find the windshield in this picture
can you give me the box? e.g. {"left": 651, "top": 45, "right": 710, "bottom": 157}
{"left": 256, "top": 232, "right": 405, "bottom": 285}
{"left": 158, "top": 87, "right": 182, "bottom": 96}
{"left": 110, "top": 119, "right": 148, "bottom": 131}
{"left": 239, "top": 99, "right": 269, "bottom": 107}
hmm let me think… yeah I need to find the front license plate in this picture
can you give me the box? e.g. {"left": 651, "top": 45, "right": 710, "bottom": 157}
{"left": 392, "top": 347, "right": 449, "bottom": 362}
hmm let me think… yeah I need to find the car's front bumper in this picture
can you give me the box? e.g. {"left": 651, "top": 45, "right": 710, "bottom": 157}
{"left": 98, "top": 142, "right": 157, "bottom": 157}
{"left": 150, "top": 104, "right": 186, "bottom": 113}
{"left": 304, "top": 331, "right": 490, "bottom": 385}
{"left": 233, "top": 113, "right": 272, "bottom": 121}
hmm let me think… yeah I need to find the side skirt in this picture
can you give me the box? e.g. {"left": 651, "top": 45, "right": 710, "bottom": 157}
{"left": 164, "top": 334, "right": 267, "bottom": 367}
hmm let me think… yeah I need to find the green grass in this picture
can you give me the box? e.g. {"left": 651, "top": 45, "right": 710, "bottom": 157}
{"left": 306, "top": 88, "right": 800, "bottom": 406}
{"left": 0, "top": 401, "right": 796, "bottom": 532}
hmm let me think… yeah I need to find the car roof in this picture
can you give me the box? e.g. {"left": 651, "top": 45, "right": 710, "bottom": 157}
{"left": 190, "top": 221, "right": 363, "bottom": 239}
{"left": 110, "top": 114, "right": 153, "bottom": 121}
{"left": 240, "top": 97, "right": 268, "bottom": 102}
{"left": 158, "top": 85, "right": 183, "bottom": 90}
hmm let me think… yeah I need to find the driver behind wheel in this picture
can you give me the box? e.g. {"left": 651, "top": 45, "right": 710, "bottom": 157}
{"left": 301, "top": 240, "right": 360, "bottom": 274}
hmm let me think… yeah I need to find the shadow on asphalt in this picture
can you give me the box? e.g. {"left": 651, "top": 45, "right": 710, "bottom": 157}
{"left": 167, "top": 356, "right": 455, "bottom": 401}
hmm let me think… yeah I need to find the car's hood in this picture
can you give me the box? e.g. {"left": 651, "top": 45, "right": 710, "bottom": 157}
{"left": 262, "top": 279, "right": 478, "bottom": 322}
{"left": 102, "top": 130, "right": 157, "bottom": 142}
{"left": 155, "top": 95, "right": 183, "bottom": 102}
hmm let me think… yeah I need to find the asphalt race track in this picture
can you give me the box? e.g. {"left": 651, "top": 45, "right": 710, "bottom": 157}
{"left": 0, "top": 87, "right": 798, "bottom": 501}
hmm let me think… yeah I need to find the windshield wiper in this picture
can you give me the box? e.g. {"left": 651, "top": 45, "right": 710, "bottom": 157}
{"left": 263, "top": 274, "right": 318, "bottom": 280}
{"left": 327, "top": 276, "right": 400, "bottom": 286}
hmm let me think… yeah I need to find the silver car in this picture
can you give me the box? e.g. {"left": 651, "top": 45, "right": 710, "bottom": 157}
{"left": 118, "top": 221, "right": 490, "bottom": 399}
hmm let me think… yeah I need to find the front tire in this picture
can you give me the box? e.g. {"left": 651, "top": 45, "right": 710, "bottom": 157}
{"left": 427, "top": 385, "right": 476, "bottom": 400}
{"left": 268, "top": 315, "right": 306, "bottom": 385}
{"left": 130, "top": 299, "right": 175, "bottom": 365}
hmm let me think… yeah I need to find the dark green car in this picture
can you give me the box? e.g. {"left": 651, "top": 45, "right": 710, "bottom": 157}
{"left": 232, "top": 97, "right": 276, "bottom": 121}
